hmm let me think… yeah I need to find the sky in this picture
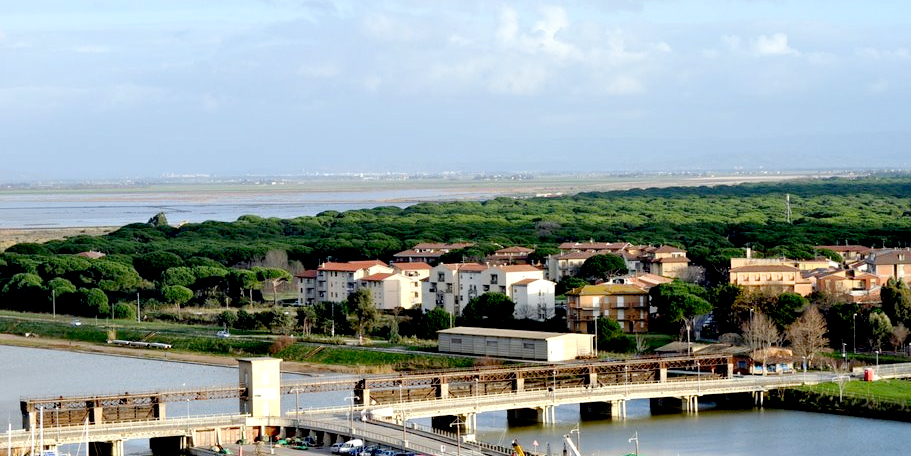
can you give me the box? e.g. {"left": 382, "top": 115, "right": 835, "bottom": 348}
{"left": 1, "top": 1, "right": 910, "bottom": 181}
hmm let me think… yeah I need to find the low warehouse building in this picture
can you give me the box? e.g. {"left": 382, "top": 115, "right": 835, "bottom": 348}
{"left": 438, "top": 327, "right": 594, "bottom": 362}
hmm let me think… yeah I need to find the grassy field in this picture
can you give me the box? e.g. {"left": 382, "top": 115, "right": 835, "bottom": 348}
{"left": 801, "top": 379, "right": 911, "bottom": 405}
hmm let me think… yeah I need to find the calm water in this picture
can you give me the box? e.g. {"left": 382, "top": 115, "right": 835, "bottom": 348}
{"left": 0, "top": 187, "right": 497, "bottom": 228}
{"left": 2, "top": 345, "right": 908, "bottom": 456}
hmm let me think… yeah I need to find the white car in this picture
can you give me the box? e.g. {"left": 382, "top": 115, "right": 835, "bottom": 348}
{"left": 216, "top": 330, "right": 230, "bottom": 338}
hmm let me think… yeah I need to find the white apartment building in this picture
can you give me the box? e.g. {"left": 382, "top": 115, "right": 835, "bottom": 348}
{"left": 510, "top": 278, "right": 556, "bottom": 321}
{"left": 356, "top": 272, "right": 420, "bottom": 311}
{"left": 423, "top": 263, "right": 552, "bottom": 317}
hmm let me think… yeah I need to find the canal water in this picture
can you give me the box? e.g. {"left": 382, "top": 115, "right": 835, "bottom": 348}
{"left": 1, "top": 345, "right": 908, "bottom": 456}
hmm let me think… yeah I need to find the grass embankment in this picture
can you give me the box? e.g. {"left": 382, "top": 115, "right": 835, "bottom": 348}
{"left": 0, "top": 312, "right": 477, "bottom": 372}
{"left": 772, "top": 379, "right": 911, "bottom": 421}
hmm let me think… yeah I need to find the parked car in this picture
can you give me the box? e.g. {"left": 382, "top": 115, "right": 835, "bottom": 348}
{"left": 71, "top": 319, "right": 82, "bottom": 327}
{"left": 330, "top": 443, "right": 344, "bottom": 454}
{"left": 339, "top": 439, "right": 364, "bottom": 455}
{"left": 216, "top": 330, "right": 231, "bottom": 338}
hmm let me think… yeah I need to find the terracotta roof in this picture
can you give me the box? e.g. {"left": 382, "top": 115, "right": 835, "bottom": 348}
{"left": 496, "top": 264, "right": 542, "bottom": 273}
{"left": 496, "top": 246, "right": 534, "bottom": 254}
{"left": 869, "top": 250, "right": 911, "bottom": 265}
{"left": 393, "top": 249, "right": 444, "bottom": 258}
{"left": 459, "top": 264, "right": 488, "bottom": 272}
{"left": 654, "top": 245, "right": 686, "bottom": 253}
{"left": 656, "top": 256, "right": 689, "bottom": 263}
{"left": 557, "top": 251, "right": 598, "bottom": 260}
{"left": 359, "top": 272, "right": 396, "bottom": 281}
{"left": 559, "top": 242, "right": 629, "bottom": 251}
{"left": 730, "top": 265, "right": 801, "bottom": 273}
{"left": 511, "top": 278, "right": 542, "bottom": 286}
{"left": 393, "top": 262, "right": 431, "bottom": 270}
{"left": 411, "top": 242, "right": 474, "bottom": 250}
{"left": 567, "top": 284, "right": 648, "bottom": 296}
{"left": 295, "top": 270, "right": 318, "bottom": 278}
{"left": 319, "top": 260, "right": 388, "bottom": 272}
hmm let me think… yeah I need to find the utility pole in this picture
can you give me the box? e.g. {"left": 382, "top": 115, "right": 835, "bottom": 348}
{"left": 51, "top": 289, "right": 56, "bottom": 319}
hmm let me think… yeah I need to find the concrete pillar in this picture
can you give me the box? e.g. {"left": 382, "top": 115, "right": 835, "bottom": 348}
{"left": 326, "top": 432, "right": 338, "bottom": 445}
{"left": 150, "top": 436, "right": 186, "bottom": 455}
{"left": 153, "top": 400, "right": 166, "bottom": 420}
{"left": 238, "top": 357, "right": 282, "bottom": 418}
{"left": 514, "top": 377, "right": 525, "bottom": 392}
{"left": 587, "top": 373, "right": 598, "bottom": 387}
{"left": 727, "top": 363, "right": 734, "bottom": 379}
{"left": 436, "top": 380, "right": 449, "bottom": 399}
{"left": 580, "top": 402, "right": 613, "bottom": 420}
{"left": 314, "top": 430, "right": 325, "bottom": 446}
{"left": 91, "top": 406, "right": 105, "bottom": 425}
{"left": 89, "top": 441, "right": 124, "bottom": 456}
{"left": 658, "top": 367, "right": 668, "bottom": 382}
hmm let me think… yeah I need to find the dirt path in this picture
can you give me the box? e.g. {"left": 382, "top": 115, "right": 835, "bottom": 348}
{"left": 0, "top": 334, "right": 349, "bottom": 375}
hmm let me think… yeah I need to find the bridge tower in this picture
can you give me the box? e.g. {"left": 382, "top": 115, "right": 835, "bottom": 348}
{"left": 238, "top": 357, "right": 282, "bottom": 417}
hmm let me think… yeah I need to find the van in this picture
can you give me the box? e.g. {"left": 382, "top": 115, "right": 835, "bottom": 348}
{"left": 339, "top": 439, "right": 364, "bottom": 455}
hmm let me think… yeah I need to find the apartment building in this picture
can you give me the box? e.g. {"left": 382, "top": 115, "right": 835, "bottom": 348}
{"left": 315, "top": 260, "right": 393, "bottom": 302}
{"left": 510, "top": 278, "right": 556, "bottom": 321}
{"left": 565, "top": 284, "right": 650, "bottom": 333}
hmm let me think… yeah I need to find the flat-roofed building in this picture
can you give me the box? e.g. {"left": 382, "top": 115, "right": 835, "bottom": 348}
{"left": 438, "top": 327, "right": 594, "bottom": 361}
{"left": 510, "top": 278, "right": 556, "bottom": 321}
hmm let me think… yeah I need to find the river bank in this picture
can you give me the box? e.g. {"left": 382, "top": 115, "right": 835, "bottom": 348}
{"left": 0, "top": 226, "right": 116, "bottom": 251}
{"left": 0, "top": 333, "right": 347, "bottom": 375}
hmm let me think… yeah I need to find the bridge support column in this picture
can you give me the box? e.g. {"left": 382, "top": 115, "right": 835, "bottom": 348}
{"left": 754, "top": 391, "right": 765, "bottom": 407}
{"left": 431, "top": 413, "right": 475, "bottom": 436}
{"left": 658, "top": 367, "right": 667, "bottom": 382}
{"left": 436, "top": 381, "right": 449, "bottom": 399}
{"left": 513, "top": 377, "right": 525, "bottom": 393}
{"left": 580, "top": 401, "right": 623, "bottom": 420}
{"left": 681, "top": 396, "right": 699, "bottom": 414}
{"left": 506, "top": 407, "right": 547, "bottom": 425}
{"left": 150, "top": 436, "right": 186, "bottom": 455}
{"left": 238, "top": 357, "right": 282, "bottom": 418}
{"left": 727, "top": 363, "right": 734, "bottom": 379}
{"left": 587, "top": 373, "right": 598, "bottom": 388}
{"left": 89, "top": 440, "right": 124, "bottom": 456}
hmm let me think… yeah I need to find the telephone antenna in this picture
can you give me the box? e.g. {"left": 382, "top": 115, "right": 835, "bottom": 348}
{"left": 786, "top": 194, "right": 792, "bottom": 224}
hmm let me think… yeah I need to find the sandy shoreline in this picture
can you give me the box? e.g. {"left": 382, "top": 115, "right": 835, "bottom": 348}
{"left": 0, "top": 333, "right": 349, "bottom": 375}
{"left": 0, "top": 226, "right": 117, "bottom": 251}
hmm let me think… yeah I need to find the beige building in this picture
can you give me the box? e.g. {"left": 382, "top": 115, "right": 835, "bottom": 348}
{"left": 814, "top": 269, "right": 881, "bottom": 303}
{"left": 815, "top": 245, "right": 873, "bottom": 263}
{"left": 438, "top": 327, "right": 594, "bottom": 362}
{"left": 641, "top": 245, "right": 690, "bottom": 278}
{"left": 393, "top": 262, "right": 432, "bottom": 281}
{"left": 566, "top": 284, "right": 650, "bottom": 333}
{"left": 393, "top": 242, "right": 474, "bottom": 264}
{"left": 356, "top": 272, "right": 421, "bottom": 311}
{"left": 510, "top": 278, "right": 556, "bottom": 321}
{"left": 316, "top": 260, "right": 393, "bottom": 302}
{"left": 729, "top": 264, "right": 814, "bottom": 296}
{"left": 486, "top": 246, "right": 535, "bottom": 265}
{"left": 865, "top": 249, "right": 911, "bottom": 282}
{"left": 294, "top": 270, "right": 318, "bottom": 304}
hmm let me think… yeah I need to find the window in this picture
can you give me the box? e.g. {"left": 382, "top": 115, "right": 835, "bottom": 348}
{"left": 438, "top": 273, "right": 445, "bottom": 281}
{"left": 523, "top": 342, "right": 534, "bottom": 349}
{"left": 490, "top": 274, "right": 499, "bottom": 284}
{"left": 486, "top": 340, "right": 497, "bottom": 346}
{"left": 452, "top": 338, "right": 462, "bottom": 344}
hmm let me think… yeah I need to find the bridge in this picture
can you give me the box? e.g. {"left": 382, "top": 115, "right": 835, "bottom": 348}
{"left": 6, "top": 356, "right": 911, "bottom": 456}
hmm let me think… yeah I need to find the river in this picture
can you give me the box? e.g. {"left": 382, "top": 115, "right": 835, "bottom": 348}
{"left": 1, "top": 345, "right": 907, "bottom": 456}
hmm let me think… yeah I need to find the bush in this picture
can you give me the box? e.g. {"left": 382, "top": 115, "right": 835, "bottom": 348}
{"left": 269, "top": 335, "right": 295, "bottom": 354}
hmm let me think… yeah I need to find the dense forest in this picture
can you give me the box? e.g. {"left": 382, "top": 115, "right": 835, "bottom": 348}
{"left": 4, "top": 175, "right": 911, "bottom": 350}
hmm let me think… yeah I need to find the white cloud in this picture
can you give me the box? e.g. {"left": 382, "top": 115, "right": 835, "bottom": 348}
{"left": 857, "top": 47, "right": 910, "bottom": 60}
{"left": 605, "top": 75, "right": 646, "bottom": 95}
{"left": 752, "top": 33, "right": 799, "bottom": 56}
{"left": 721, "top": 35, "right": 741, "bottom": 52}
{"left": 361, "top": 14, "right": 420, "bottom": 42}
{"left": 496, "top": 6, "right": 579, "bottom": 60}
{"left": 653, "top": 41, "right": 672, "bottom": 53}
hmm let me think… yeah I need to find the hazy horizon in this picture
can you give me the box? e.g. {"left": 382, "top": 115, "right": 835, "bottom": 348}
{"left": 2, "top": 1, "right": 909, "bottom": 181}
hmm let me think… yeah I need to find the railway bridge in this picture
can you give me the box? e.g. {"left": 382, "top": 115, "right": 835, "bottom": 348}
{"left": 8, "top": 356, "right": 911, "bottom": 456}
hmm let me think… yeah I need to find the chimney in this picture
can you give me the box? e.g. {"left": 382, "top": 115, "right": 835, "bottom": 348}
{"left": 746, "top": 247, "right": 752, "bottom": 259}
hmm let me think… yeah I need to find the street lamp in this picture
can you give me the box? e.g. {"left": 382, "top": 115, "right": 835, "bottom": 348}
{"left": 399, "top": 382, "right": 406, "bottom": 447}
{"left": 853, "top": 313, "right": 857, "bottom": 354}
{"left": 875, "top": 350, "right": 880, "bottom": 368}
{"left": 570, "top": 424, "right": 581, "bottom": 456}
{"left": 449, "top": 417, "right": 463, "bottom": 456}
{"left": 344, "top": 396, "right": 356, "bottom": 435}
{"left": 51, "top": 289, "right": 56, "bottom": 319}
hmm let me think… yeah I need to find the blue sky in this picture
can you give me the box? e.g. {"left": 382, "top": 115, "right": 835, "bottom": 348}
{"left": 1, "top": 1, "right": 909, "bottom": 181}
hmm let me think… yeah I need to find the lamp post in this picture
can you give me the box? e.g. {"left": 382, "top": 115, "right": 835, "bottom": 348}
{"left": 331, "top": 302, "right": 336, "bottom": 337}
{"left": 875, "top": 350, "right": 880, "bottom": 368}
{"left": 628, "top": 431, "right": 639, "bottom": 456}
{"left": 853, "top": 313, "right": 857, "bottom": 354}
{"left": 51, "top": 289, "right": 56, "bottom": 319}
{"left": 344, "top": 396, "right": 356, "bottom": 435}
{"left": 449, "top": 417, "right": 463, "bottom": 456}
{"left": 399, "top": 382, "right": 406, "bottom": 447}
{"left": 570, "top": 424, "right": 581, "bottom": 456}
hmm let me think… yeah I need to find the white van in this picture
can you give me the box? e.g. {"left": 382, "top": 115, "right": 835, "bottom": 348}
{"left": 339, "top": 439, "right": 364, "bottom": 455}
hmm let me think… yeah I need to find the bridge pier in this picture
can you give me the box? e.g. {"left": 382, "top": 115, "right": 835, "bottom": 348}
{"left": 431, "top": 413, "right": 476, "bottom": 437}
{"left": 506, "top": 406, "right": 554, "bottom": 425}
{"left": 580, "top": 400, "right": 625, "bottom": 420}
{"left": 150, "top": 436, "right": 187, "bottom": 455}
{"left": 89, "top": 440, "right": 124, "bottom": 456}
